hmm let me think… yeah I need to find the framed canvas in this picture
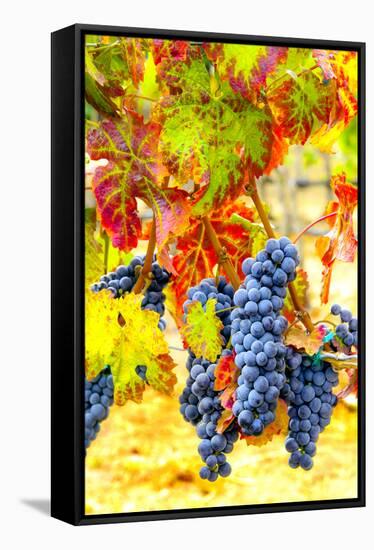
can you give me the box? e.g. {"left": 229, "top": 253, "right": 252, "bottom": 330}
{"left": 51, "top": 24, "right": 365, "bottom": 525}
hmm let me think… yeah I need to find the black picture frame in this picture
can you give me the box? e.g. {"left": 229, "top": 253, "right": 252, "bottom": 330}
{"left": 51, "top": 24, "right": 366, "bottom": 526}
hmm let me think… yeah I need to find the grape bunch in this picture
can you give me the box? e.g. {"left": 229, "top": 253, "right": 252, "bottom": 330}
{"left": 188, "top": 351, "right": 240, "bottom": 481}
{"left": 330, "top": 304, "right": 358, "bottom": 349}
{"left": 85, "top": 367, "right": 114, "bottom": 449}
{"left": 90, "top": 255, "right": 170, "bottom": 330}
{"left": 179, "top": 276, "right": 234, "bottom": 425}
{"left": 179, "top": 277, "right": 239, "bottom": 481}
{"left": 284, "top": 348, "right": 338, "bottom": 470}
{"left": 229, "top": 237, "right": 299, "bottom": 436}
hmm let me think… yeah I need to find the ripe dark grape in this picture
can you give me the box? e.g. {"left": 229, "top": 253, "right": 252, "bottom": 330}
{"left": 230, "top": 237, "right": 299, "bottom": 436}
{"left": 330, "top": 304, "right": 358, "bottom": 349}
{"left": 284, "top": 349, "right": 339, "bottom": 470}
{"left": 85, "top": 367, "right": 114, "bottom": 450}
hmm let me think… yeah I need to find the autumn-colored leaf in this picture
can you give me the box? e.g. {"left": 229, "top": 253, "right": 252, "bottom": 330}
{"left": 285, "top": 324, "right": 327, "bottom": 356}
{"left": 171, "top": 200, "right": 255, "bottom": 314}
{"left": 241, "top": 399, "right": 288, "bottom": 447}
{"left": 268, "top": 72, "right": 337, "bottom": 145}
{"left": 310, "top": 50, "right": 358, "bottom": 153}
{"left": 337, "top": 369, "right": 358, "bottom": 399}
{"left": 312, "top": 50, "right": 357, "bottom": 96}
{"left": 264, "top": 126, "right": 289, "bottom": 175}
{"left": 150, "top": 38, "right": 192, "bottom": 92}
{"left": 204, "top": 43, "right": 288, "bottom": 104}
{"left": 85, "top": 292, "right": 177, "bottom": 405}
{"left": 282, "top": 268, "right": 309, "bottom": 323}
{"left": 181, "top": 299, "right": 224, "bottom": 362}
{"left": 219, "top": 381, "right": 238, "bottom": 412}
{"left": 159, "top": 58, "right": 274, "bottom": 215}
{"left": 316, "top": 173, "right": 358, "bottom": 304}
{"left": 216, "top": 409, "right": 236, "bottom": 434}
{"left": 214, "top": 352, "right": 238, "bottom": 391}
{"left": 87, "top": 114, "right": 190, "bottom": 251}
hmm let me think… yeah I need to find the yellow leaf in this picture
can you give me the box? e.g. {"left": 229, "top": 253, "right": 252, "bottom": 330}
{"left": 85, "top": 291, "right": 177, "bottom": 405}
{"left": 181, "top": 299, "right": 224, "bottom": 362}
{"left": 285, "top": 324, "right": 327, "bottom": 355}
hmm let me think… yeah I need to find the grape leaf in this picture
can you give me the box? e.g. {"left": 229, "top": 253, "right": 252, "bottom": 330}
{"left": 241, "top": 399, "right": 288, "bottom": 447}
{"left": 214, "top": 352, "right": 238, "bottom": 391}
{"left": 268, "top": 71, "right": 336, "bottom": 145}
{"left": 159, "top": 59, "right": 274, "bottom": 215}
{"left": 315, "top": 174, "right": 358, "bottom": 304}
{"left": 216, "top": 410, "right": 236, "bottom": 434}
{"left": 181, "top": 299, "right": 224, "bottom": 362}
{"left": 85, "top": 73, "right": 121, "bottom": 118}
{"left": 285, "top": 324, "right": 327, "bottom": 355}
{"left": 172, "top": 200, "right": 255, "bottom": 314}
{"left": 85, "top": 291, "right": 177, "bottom": 406}
{"left": 86, "top": 38, "right": 146, "bottom": 102}
{"left": 204, "top": 43, "right": 287, "bottom": 103}
{"left": 87, "top": 114, "right": 191, "bottom": 250}
{"left": 312, "top": 50, "right": 357, "bottom": 96}
{"left": 337, "top": 369, "right": 358, "bottom": 399}
{"left": 309, "top": 50, "right": 358, "bottom": 152}
{"left": 282, "top": 268, "right": 309, "bottom": 323}
{"left": 150, "top": 39, "right": 191, "bottom": 93}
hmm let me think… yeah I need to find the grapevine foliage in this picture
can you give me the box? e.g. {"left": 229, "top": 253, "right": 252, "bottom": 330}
{"left": 84, "top": 34, "right": 359, "bottom": 474}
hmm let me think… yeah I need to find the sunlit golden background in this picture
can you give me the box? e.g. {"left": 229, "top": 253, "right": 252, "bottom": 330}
{"left": 85, "top": 125, "right": 359, "bottom": 514}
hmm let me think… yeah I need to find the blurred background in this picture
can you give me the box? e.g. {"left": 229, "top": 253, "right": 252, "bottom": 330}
{"left": 85, "top": 117, "right": 358, "bottom": 515}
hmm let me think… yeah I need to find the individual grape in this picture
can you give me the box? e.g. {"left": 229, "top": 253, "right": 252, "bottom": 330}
{"left": 230, "top": 237, "right": 300, "bottom": 436}
{"left": 284, "top": 350, "right": 339, "bottom": 470}
{"left": 85, "top": 368, "right": 114, "bottom": 450}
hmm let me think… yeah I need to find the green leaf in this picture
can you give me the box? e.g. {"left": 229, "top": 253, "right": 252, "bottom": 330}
{"left": 181, "top": 298, "right": 224, "bottom": 362}
{"left": 160, "top": 60, "right": 274, "bottom": 215}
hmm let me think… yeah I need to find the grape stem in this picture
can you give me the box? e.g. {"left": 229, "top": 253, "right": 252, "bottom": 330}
{"left": 293, "top": 211, "right": 338, "bottom": 244}
{"left": 202, "top": 216, "right": 241, "bottom": 290}
{"left": 250, "top": 186, "right": 315, "bottom": 333}
{"left": 133, "top": 219, "right": 156, "bottom": 294}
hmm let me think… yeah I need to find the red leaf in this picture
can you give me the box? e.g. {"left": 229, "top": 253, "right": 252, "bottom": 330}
{"left": 87, "top": 114, "right": 190, "bottom": 251}
{"left": 268, "top": 72, "right": 337, "bottom": 145}
{"left": 204, "top": 43, "right": 287, "bottom": 104}
{"left": 171, "top": 199, "right": 255, "bottom": 314}
{"left": 92, "top": 162, "right": 142, "bottom": 251}
{"left": 316, "top": 174, "right": 358, "bottom": 304}
{"left": 216, "top": 409, "right": 236, "bottom": 434}
{"left": 214, "top": 352, "right": 238, "bottom": 391}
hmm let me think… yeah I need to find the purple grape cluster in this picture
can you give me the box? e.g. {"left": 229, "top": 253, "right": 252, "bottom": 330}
{"left": 229, "top": 237, "right": 299, "bottom": 436}
{"left": 179, "top": 277, "right": 235, "bottom": 425}
{"left": 284, "top": 348, "right": 339, "bottom": 470}
{"left": 85, "top": 367, "right": 114, "bottom": 449}
{"left": 179, "top": 277, "right": 239, "bottom": 481}
{"left": 189, "top": 351, "right": 239, "bottom": 481}
{"left": 90, "top": 255, "right": 170, "bottom": 330}
{"left": 330, "top": 304, "right": 358, "bottom": 349}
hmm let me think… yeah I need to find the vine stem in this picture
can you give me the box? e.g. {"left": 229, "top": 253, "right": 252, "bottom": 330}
{"left": 133, "top": 220, "right": 156, "bottom": 294}
{"left": 293, "top": 211, "right": 338, "bottom": 244}
{"left": 202, "top": 217, "right": 241, "bottom": 290}
{"left": 250, "top": 186, "right": 315, "bottom": 333}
